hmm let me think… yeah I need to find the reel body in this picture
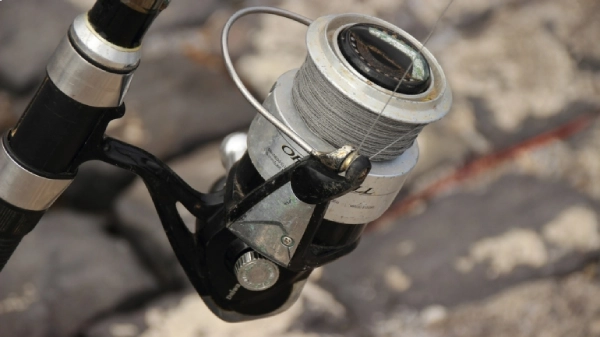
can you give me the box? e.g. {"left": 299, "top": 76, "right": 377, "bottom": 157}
{"left": 191, "top": 10, "right": 451, "bottom": 321}
{"left": 0, "top": 3, "right": 451, "bottom": 323}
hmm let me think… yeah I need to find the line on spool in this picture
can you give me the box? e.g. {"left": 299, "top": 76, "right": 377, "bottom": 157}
{"left": 292, "top": 57, "right": 426, "bottom": 162}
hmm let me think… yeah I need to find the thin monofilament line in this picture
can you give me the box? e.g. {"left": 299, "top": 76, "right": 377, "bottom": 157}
{"left": 362, "top": 0, "right": 456, "bottom": 160}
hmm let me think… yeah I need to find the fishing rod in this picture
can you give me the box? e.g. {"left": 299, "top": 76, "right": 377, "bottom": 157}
{"left": 0, "top": 0, "right": 451, "bottom": 322}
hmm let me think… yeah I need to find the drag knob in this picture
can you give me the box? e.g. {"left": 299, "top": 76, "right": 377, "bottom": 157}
{"left": 234, "top": 251, "right": 280, "bottom": 291}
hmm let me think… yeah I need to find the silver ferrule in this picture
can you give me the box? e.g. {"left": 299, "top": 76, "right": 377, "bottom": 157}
{"left": 46, "top": 13, "right": 142, "bottom": 107}
{"left": 70, "top": 14, "right": 141, "bottom": 71}
{"left": 0, "top": 138, "right": 73, "bottom": 211}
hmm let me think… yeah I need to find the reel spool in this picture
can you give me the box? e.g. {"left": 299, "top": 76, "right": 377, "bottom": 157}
{"left": 241, "top": 13, "right": 451, "bottom": 225}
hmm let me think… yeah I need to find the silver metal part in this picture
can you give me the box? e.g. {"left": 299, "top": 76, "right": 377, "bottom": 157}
{"left": 47, "top": 37, "right": 134, "bottom": 107}
{"left": 306, "top": 13, "right": 452, "bottom": 130}
{"left": 0, "top": 139, "right": 73, "bottom": 211}
{"left": 220, "top": 132, "right": 248, "bottom": 173}
{"left": 248, "top": 71, "right": 419, "bottom": 224}
{"left": 221, "top": 7, "right": 315, "bottom": 154}
{"left": 228, "top": 182, "right": 316, "bottom": 266}
{"left": 70, "top": 14, "right": 141, "bottom": 71}
{"left": 314, "top": 145, "right": 357, "bottom": 171}
{"left": 234, "top": 251, "right": 280, "bottom": 291}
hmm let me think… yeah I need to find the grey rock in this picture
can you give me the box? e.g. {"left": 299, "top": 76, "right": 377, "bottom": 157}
{"left": 60, "top": 162, "right": 135, "bottom": 211}
{"left": 435, "top": 272, "right": 600, "bottom": 337}
{"left": 320, "top": 175, "right": 600, "bottom": 329}
{"left": 118, "top": 52, "right": 255, "bottom": 159}
{"left": 440, "top": 0, "right": 600, "bottom": 151}
{"left": 365, "top": 271, "right": 600, "bottom": 337}
{"left": 0, "top": 91, "right": 18, "bottom": 133}
{"left": 0, "top": 210, "right": 158, "bottom": 337}
{"left": 0, "top": 0, "right": 79, "bottom": 92}
{"left": 85, "top": 281, "right": 348, "bottom": 337}
{"left": 148, "top": 0, "right": 222, "bottom": 32}
{"left": 115, "top": 142, "right": 226, "bottom": 289}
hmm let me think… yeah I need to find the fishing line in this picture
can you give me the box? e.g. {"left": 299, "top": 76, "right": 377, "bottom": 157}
{"left": 292, "top": 59, "right": 425, "bottom": 161}
{"left": 369, "top": 0, "right": 455, "bottom": 160}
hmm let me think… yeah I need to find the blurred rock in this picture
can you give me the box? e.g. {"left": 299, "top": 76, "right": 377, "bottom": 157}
{"left": 434, "top": 272, "right": 600, "bottom": 337}
{"left": 0, "top": 0, "right": 79, "bottom": 92}
{"left": 66, "top": 0, "right": 222, "bottom": 32}
{"left": 60, "top": 161, "right": 135, "bottom": 211}
{"left": 118, "top": 47, "right": 255, "bottom": 159}
{"left": 569, "top": 118, "right": 600, "bottom": 199}
{"left": 0, "top": 92, "right": 18, "bottom": 132}
{"left": 85, "top": 281, "right": 350, "bottom": 337}
{"left": 440, "top": 0, "right": 600, "bottom": 148}
{"left": 115, "top": 142, "right": 226, "bottom": 289}
{"left": 368, "top": 271, "right": 600, "bottom": 337}
{"left": 146, "top": 0, "right": 222, "bottom": 32}
{"left": 0, "top": 211, "right": 158, "bottom": 337}
{"left": 320, "top": 175, "right": 600, "bottom": 329}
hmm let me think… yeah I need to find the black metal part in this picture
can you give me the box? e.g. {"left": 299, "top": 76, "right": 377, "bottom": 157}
{"left": 338, "top": 23, "right": 432, "bottom": 94}
{"left": 9, "top": 76, "right": 107, "bottom": 176}
{"left": 88, "top": 0, "right": 168, "bottom": 48}
{"left": 0, "top": 196, "right": 46, "bottom": 271}
{"left": 234, "top": 154, "right": 368, "bottom": 249}
{"left": 196, "top": 206, "right": 311, "bottom": 318}
{"left": 291, "top": 154, "right": 371, "bottom": 204}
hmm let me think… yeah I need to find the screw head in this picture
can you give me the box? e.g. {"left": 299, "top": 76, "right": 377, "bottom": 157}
{"left": 281, "top": 236, "right": 294, "bottom": 247}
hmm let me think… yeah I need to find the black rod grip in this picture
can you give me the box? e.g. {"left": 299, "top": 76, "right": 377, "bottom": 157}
{"left": 0, "top": 197, "right": 45, "bottom": 272}
{"left": 10, "top": 76, "right": 105, "bottom": 175}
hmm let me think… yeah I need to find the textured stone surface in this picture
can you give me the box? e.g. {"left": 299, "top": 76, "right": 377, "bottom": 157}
{"left": 0, "top": 211, "right": 158, "bottom": 337}
{"left": 435, "top": 272, "right": 600, "bottom": 337}
{"left": 66, "top": 0, "right": 222, "bottom": 32}
{"left": 0, "top": 91, "right": 18, "bottom": 133}
{"left": 440, "top": 0, "right": 600, "bottom": 147}
{"left": 85, "top": 279, "right": 350, "bottom": 337}
{"left": 0, "top": 0, "right": 79, "bottom": 92}
{"left": 320, "top": 175, "right": 600, "bottom": 330}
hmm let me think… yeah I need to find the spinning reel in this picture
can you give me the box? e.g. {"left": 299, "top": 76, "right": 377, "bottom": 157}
{"left": 0, "top": 1, "right": 451, "bottom": 322}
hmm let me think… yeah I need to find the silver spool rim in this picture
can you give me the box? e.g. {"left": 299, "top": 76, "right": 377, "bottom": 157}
{"left": 305, "top": 13, "right": 452, "bottom": 125}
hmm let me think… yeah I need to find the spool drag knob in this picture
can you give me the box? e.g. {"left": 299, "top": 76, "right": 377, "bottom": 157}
{"left": 338, "top": 23, "right": 431, "bottom": 94}
{"left": 234, "top": 251, "right": 280, "bottom": 291}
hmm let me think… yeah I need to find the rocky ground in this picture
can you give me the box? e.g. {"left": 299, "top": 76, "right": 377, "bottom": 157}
{"left": 0, "top": 0, "right": 599, "bottom": 336}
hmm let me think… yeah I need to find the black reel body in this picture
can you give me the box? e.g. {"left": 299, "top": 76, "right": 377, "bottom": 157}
{"left": 193, "top": 151, "right": 370, "bottom": 321}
